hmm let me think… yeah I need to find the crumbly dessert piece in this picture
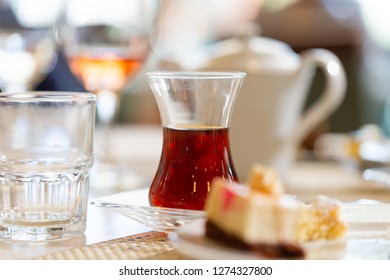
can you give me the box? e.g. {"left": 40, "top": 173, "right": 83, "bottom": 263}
{"left": 247, "top": 165, "right": 285, "bottom": 196}
{"left": 296, "top": 196, "right": 348, "bottom": 242}
{"left": 204, "top": 165, "right": 347, "bottom": 259}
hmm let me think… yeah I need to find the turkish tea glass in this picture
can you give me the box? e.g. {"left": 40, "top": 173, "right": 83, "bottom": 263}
{"left": 146, "top": 72, "right": 246, "bottom": 210}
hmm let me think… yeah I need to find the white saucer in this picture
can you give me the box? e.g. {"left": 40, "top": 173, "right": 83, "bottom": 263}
{"left": 91, "top": 188, "right": 205, "bottom": 232}
{"left": 171, "top": 219, "right": 347, "bottom": 260}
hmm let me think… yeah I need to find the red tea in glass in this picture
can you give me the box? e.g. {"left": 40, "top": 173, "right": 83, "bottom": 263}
{"left": 146, "top": 71, "right": 246, "bottom": 211}
{"left": 149, "top": 125, "right": 238, "bottom": 210}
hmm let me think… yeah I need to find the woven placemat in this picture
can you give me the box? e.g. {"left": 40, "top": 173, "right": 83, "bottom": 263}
{"left": 37, "top": 232, "right": 190, "bottom": 260}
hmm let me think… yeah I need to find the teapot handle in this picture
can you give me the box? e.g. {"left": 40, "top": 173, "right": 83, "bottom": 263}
{"left": 293, "top": 49, "right": 346, "bottom": 144}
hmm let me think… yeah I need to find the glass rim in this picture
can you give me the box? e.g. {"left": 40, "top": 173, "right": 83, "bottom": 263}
{"left": 0, "top": 91, "right": 96, "bottom": 102}
{"left": 146, "top": 71, "right": 246, "bottom": 79}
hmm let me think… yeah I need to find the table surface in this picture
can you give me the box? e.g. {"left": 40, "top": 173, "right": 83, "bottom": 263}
{"left": 1, "top": 124, "right": 389, "bottom": 260}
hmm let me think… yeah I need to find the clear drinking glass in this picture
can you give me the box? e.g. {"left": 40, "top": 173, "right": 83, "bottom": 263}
{"left": 147, "top": 71, "right": 246, "bottom": 210}
{"left": 0, "top": 0, "right": 61, "bottom": 92}
{"left": 58, "top": 0, "right": 160, "bottom": 191}
{"left": 0, "top": 92, "right": 96, "bottom": 241}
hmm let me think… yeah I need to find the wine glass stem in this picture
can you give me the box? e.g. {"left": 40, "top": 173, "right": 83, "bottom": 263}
{"left": 96, "top": 89, "right": 119, "bottom": 163}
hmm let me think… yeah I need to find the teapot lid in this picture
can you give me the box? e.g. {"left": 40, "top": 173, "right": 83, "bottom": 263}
{"left": 201, "top": 24, "right": 300, "bottom": 73}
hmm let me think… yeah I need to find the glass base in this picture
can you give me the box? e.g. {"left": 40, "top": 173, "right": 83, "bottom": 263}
{"left": 0, "top": 167, "right": 90, "bottom": 241}
{"left": 0, "top": 219, "right": 86, "bottom": 241}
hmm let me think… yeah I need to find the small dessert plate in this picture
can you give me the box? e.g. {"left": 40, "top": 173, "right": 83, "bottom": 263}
{"left": 170, "top": 219, "right": 347, "bottom": 260}
{"left": 170, "top": 219, "right": 390, "bottom": 260}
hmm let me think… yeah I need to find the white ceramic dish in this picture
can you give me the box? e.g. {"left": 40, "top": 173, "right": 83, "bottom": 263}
{"left": 170, "top": 219, "right": 348, "bottom": 260}
{"left": 170, "top": 219, "right": 390, "bottom": 260}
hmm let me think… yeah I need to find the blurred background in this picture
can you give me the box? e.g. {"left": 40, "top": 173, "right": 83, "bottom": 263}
{"left": 17, "top": 0, "right": 390, "bottom": 138}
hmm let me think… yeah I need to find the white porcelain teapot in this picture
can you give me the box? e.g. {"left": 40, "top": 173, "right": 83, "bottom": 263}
{"left": 197, "top": 30, "right": 346, "bottom": 181}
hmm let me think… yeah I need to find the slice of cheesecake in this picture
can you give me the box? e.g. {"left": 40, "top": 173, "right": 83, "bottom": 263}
{"left": 204, "top": 165, "right": 348, "bottom": 259}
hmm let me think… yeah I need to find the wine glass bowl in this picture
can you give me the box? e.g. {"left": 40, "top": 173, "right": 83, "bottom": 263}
{"left": 60, "top": 0, "right": 158, "bottom": 100}
{"left": 64, "top": 25, "right": 148, "bottom": 96}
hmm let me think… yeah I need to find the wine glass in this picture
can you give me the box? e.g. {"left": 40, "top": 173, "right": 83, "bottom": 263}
{"left": 0, "top": 0, "right": 61, "bottom": 92}
{"left": 59, "top": 0, "right": 160, "bottom": 192}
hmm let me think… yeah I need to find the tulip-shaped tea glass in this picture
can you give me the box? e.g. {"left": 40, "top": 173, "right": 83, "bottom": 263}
{"left": 147, "top": 72, "right": 246, "bottom": 210}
